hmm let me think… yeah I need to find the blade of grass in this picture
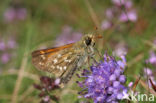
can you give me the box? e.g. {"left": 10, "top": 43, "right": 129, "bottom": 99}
{"left": 19, "top": 86, "right": 35, "bottom": 102}
{"left": 143, "top": 40, "right": 156, "bottom": 50}
{"left": 127, "top": 53, "right": 144, "bottom": 67}
{"left": 11, "top": 23, "right": 33, "bottom": 103}
{"left": 11, "top": 53, "right": 28, "bottom": 103}
{"left": 2, "top": 69, "right": 39, "bottom": 81}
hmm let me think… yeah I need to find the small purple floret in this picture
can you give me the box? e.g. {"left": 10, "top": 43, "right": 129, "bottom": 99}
{"left": 119, "top": 75, "right": 126, "bottom": 83}
{"left": 110, "top": 74, "right": 117, "bottom": 81}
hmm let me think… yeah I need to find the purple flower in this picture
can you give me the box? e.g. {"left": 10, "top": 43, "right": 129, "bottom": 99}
{"left": 144, "top": 40, "right": 156, "bottom": 87}
{"left": 112, "top": 0, "right": 125, "bottom": 6}
{"left": 119, "top": 10, "right": 137, "bottom": 22}
{"left": 112, "top": 0, "right": 132, "bottom": 9}
{"left": 34, "top": 76, "right": 60, "bottom": 103}
{"left": 101, "top": 20, "right": 112, "bottom": 30}
{"left": 119, "top": 75, "right": 126, "bottom": 83}
{"left": 0, "top": 41, "right": 6, "bottom": 51}
{"left": 16, "top": 8, "right": 27, "bottom": 20}
{"left": 153, "top": 39, "right": 156, "bottom": 45}
{"left": 55, "top": 26, "right": 82, "bottom": 46}
{"left": 144, "top": 68, "right": 153, "bottom": 76}
{"left": 3, "top": 7, "right": 27, "bottom": 23}
{"left": 7, "top": 38, "right": 17, "bottom": 49}
{"left": 128, "top": 82, "right": 133, "bottom": 87}
{"left": 77, "top": 54, "right": 127, "bottom": 103}
{"left": 117, "top": 55, "right": 126, "bottom": 69}
{"left": 101, "top": 0, "right": 137, "bottom": 31}
{"left": 124, "top": 1, "right": 133, "bottom": 9}
{"left": 145, "top": 39, "right": 156, "bottom": 66}
{"left": 3, "top": 8, "right": 16, "bottom": 22}
{"left": 105, "top": 8, "right": 114, "bottom": 19}
{"left": 113, "top": 42, "right": 128, "bottom": 57}
{"left": 1, "top": 53, "right": 10, "bottom": 64}
{"left": 0, "top": 37, "right": 17, "bottom": 64}
{"left": 144, "top": 68, "right": 156, "bottom": 87}
{"left": 146, "top": 51, "right": 156, "bottom": 65}
{"left": 41, "top": 96, "right": 50, "bottom": 103}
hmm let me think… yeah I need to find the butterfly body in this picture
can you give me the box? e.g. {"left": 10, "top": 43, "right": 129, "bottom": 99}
{"left": 32, "top": 34, "right": 102, "bottom": 84}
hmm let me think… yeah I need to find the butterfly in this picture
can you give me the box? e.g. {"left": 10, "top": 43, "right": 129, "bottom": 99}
{"left": 32, "top": 34, "right": 102, "bottom": 85}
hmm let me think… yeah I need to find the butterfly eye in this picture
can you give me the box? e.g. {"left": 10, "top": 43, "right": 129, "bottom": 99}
{"left": 85, "top": 37, "right": 92, "bottom": 46}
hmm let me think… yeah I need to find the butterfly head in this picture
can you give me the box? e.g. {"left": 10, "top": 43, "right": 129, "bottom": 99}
{"left": 82, "top": 34, "right": 102, "bottom": 47}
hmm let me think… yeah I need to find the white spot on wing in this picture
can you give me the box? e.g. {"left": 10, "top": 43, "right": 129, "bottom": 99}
{"left": 41, "top": 55, "right": 46, "bottom": 60}
{"left": 60, "top": 67, "right": 62, "bottom": 71}
{"left": 65, "top": 59, "right": 68, "bottom": 62}
{"left": 64, "top": 57, "right": 67, "bottom": 60}
{"left": 53, "top": 59, "right": 58, "bottom": 64}
{"left": 64, "top": 66, "right": 67, "bottom": 70}
{"left": 69, "top": 52, "right": 72, "bottom": 55}
{"left": 56, "top": 66, "right": 59, "bottom": 69}
{"left": 51, "top": 65, "right": 55, "bottom": 69}
{"left": 57, "top": 54, "right": 61, "bottom": 58}
{"left": 65, "top": 59, "right": 71, "bottom": 63}
{"left": 39, "top": 62, "right": 44, "bottom": 65}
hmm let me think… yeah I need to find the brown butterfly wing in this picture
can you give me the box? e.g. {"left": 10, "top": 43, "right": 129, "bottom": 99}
{"left": 32, "top": 43, "right": 78, "bottom": 77}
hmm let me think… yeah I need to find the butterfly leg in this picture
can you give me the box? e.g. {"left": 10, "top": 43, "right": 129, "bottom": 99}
{"left": 94, "top": 47, "right": 103, "bottom": 59}
{"left": 87, "top": 56, "right": 91, "bottom": 68}
{"left": 91, "top": 56, "right": 98, "bottom": 64}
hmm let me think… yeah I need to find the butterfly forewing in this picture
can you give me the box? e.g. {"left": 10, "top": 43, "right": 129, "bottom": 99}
{"left": 32, "top": 43, "right": 77, "bottom": 77}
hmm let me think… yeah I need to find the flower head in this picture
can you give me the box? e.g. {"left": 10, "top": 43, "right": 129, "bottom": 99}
{"left": 146, "top": 51, "right": 156, "bottom": 66}
{"left": 119, "top": 10, "right": 137, "bottom": 22}
{"left": 113, "top": 42, "right": 128, "bottom": 57}
{"left": 112, "top": 0, "right": 132, "bottom": 8}
{"left": 0, "top": 37, "right": 17, "bottom": 64}
{"left": 3, "top": 7, "right": 27, "bottom": 23}
{"left": 34, "top": 76, "right": 60, "bottom": 103}
{"left": 101, "top": 20, "right": 113, "bottom": 30}
{"left": 77, "top": 54, "right": 127, "bottom": 103}
{"left": 143, "top": 68, "right": 156, "bottom": 87}
{"left": 1, "top": 53, "right": 10, "bottom": 64}
{"left": 0, "top": 41, "right": 6, "bottom": 51}
{"left": 101, "top": 0, "right": 137, "bottom": 31}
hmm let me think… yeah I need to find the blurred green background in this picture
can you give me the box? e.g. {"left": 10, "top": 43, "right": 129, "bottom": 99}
{"left": 0, "top": 0, "right": 156, "bottom": 103}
